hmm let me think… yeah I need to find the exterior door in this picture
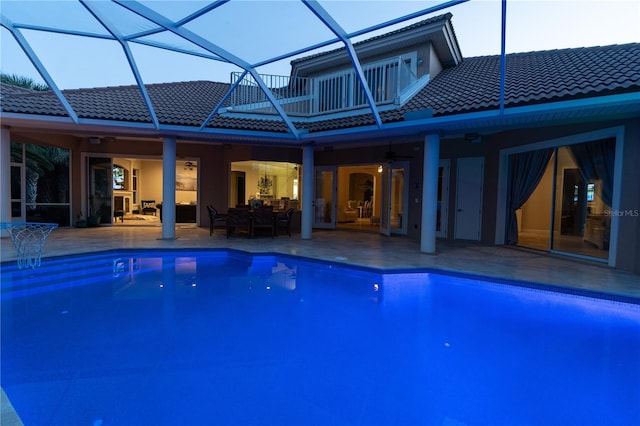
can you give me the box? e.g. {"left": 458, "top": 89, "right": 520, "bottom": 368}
{"left": 314, "top": 166, "right": 336, "bottom": 229}
{"left": 380, "top": 162, "right": 408, "bottom": 235}
{"left": 391, "top": 163, "right": 408, "bottom": 234}
{"left": 87, "top": 157, "right": 113, "bottom": 225}
{"left": 454, "top": 157, "right": 484, "bottom": 240}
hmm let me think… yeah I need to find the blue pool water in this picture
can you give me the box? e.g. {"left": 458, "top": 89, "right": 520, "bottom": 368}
{"left": 1, "top": 250, "right": 639, "bottom": 426}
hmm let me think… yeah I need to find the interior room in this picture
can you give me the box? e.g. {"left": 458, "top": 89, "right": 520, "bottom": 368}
{"left": 230, "top": 161, "right": 300, "bottom": 210}
{"left": 110, "top": 158, "right": 198, "bottom": 226}
{"left": 336, "top": 164, "right": 381, "bottom": 230}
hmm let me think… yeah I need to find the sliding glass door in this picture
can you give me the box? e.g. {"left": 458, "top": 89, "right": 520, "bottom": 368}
{"left": 513, "top": 138, "right": 614, "bottom": 261}
{"left": 87, "top": 157, "right": 113, "bottom": 225}
{"left": 551, "top": 141, "right": 614, "bottom": 259}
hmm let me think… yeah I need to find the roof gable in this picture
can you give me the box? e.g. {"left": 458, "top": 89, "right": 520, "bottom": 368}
{"left": 290, "top": 13, "right": 461, "bottom": 76}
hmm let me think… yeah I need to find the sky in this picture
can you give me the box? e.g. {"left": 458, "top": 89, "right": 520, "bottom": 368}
{"left": 1, "top": 0, "right": 639, "bottom": 90}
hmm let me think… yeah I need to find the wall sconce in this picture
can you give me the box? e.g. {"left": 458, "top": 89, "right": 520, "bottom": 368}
{"left": 417, "top": 57, "right": 423, "bottom": 65}
{"left": 377, "top": 164, "right": 383, "bottom": 173}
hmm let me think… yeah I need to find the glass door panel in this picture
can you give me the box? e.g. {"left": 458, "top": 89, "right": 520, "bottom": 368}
{"left": 390, "top": 164, "right": 407, "bottom": 234}
{"left": 314, "top": 167, "right": 336, "bottom": 229}
{"left": 379, "top": 164, "right": 391, "bottom": 235}
{"left": 552, "top": 144, "right": 610, "bottom": 259}
{"left": 88, "top": 157, "right": 113, "bottom": 225}
{"left": 11, "top": 165, "right": 24, "bottom": 220}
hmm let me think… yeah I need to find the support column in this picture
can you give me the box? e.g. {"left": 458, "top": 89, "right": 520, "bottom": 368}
{"left": 301, "top": 144, "right": 314, "bottom": 239}
{"left": 1, "top": 126, "right": 11, "bottom": 226}
{"left": 162, "top": 136, "right": 176, "bottom": 240}
{"left": 421, "top": 133, "right": 440, "bottom": 254}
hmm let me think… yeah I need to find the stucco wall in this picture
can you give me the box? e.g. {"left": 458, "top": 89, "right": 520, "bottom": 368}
{"left": 617, "top": 122, "right": 640, "bottom": 274}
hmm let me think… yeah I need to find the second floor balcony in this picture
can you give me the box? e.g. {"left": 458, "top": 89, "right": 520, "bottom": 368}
{"left": 228, "top": 56, "right": 420, "bottom": 117}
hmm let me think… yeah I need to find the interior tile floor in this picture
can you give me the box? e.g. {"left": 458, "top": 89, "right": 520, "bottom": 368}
{"left": 2, "top": 225, "right": 638, "bottom": 298}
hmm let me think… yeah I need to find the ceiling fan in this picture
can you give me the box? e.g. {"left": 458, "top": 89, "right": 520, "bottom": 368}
{"left": 383, "top": 140, "right": 413, "bottom": 162}
{"left": 184, "top": 161, "right": 196, "bottom": 170}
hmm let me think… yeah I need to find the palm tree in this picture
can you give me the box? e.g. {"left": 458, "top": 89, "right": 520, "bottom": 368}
{"left": 0, "top": 72, "right": 49, "bottom": 91}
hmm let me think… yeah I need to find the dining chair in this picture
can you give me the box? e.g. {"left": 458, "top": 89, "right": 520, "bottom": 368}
{"left": 226, "top": 207, "right": 251, "bottom": 238}
{"left": 207, "top": 205, "right": 227, "bottom": 236}
{"left": 277, "top": 208, "right": 295, "bottom": 236}
{"left": 251, "top": 205, "right": 275, "bottom": 238}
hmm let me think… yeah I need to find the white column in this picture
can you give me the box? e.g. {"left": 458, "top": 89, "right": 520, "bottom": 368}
{"left": 421, "top": 134, "right": 440, "bottom": 254}
{"left": 0, "top": 126, "right": 11, "bottom": 226}
{"left": 301, "top": 144, "right": 314, "bottom": 239}
{"left": 162, "top": 136, "right": 176, "bottom": 239}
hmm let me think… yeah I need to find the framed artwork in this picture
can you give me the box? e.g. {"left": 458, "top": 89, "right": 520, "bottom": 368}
{"left": 176, "top": 173, "right": 196, "bottom": 191}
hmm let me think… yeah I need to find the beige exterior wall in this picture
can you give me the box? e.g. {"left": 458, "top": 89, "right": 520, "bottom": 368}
{"left": 6, "top": 115, "right": 639, "bottom": 274}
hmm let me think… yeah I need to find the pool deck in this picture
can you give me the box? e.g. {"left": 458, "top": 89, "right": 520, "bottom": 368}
{"left": 1, "top": 225, "right": 639, "bottom": 299}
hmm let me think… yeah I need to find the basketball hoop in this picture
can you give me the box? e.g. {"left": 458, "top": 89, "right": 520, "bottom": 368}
{"left": 0, "top": 222, "right": 58, "bottom": 269}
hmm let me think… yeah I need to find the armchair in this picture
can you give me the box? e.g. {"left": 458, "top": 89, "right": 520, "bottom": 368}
{"left": 337, "top": 200, "right": 358, "bottom": 223}
{"left": 141, "top": 200, "right": 157, "bottom": 215}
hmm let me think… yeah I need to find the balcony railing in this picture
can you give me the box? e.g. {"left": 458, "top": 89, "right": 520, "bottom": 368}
{"left": 229, "top": 57, "right": 417, "bottom": 117}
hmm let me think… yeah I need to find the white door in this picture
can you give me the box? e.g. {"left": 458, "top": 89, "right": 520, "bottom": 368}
{"left": 455, "top": 157, "right": 484, "bottom": 240}
{"left": 313, "top": 166, "right": 337, "bottom": 229}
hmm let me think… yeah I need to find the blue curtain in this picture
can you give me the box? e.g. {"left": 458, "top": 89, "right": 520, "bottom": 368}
{"left": 568, "top": 138, "right": 615, "bottom": 207}
{"left": 507, "top": 148, "right": 554, "bottom": 244}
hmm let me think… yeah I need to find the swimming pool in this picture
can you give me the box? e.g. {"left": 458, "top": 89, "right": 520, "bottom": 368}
{"left": 1, "top": 249, "right": 639, "bottom": 425}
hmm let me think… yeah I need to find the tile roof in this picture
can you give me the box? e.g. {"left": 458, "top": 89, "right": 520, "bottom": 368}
{"left": 404, "top": 43, "right": 640, "bottom": 117}
{"left": 0, "top": 84, "right": 37, "bottom": 98}
{"left": 2, "top": 43, "right": 639, "bottom": 135}
{"left": 0, "top": 81, "right": 230, "bottom": 124}
{"left": 289, "top": 13, "right": 454, "bottom": 65}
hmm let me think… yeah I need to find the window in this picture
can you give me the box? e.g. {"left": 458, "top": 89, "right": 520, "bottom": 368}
{"left": 113, "top": 164, "right": 127, "bottom": 190}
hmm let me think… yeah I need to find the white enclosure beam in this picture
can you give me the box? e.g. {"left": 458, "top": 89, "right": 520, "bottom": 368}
{"left": 113, "top": 0, "right": 301, "bottom": 138}
{"left": 1, "top": 16, "right": 79, "bottom": 123}
{"left": 81, "top": 0, "right": 160, "bottom": 129}
{"left": 303, "top": 0, "right": 382, "bottom": 128}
